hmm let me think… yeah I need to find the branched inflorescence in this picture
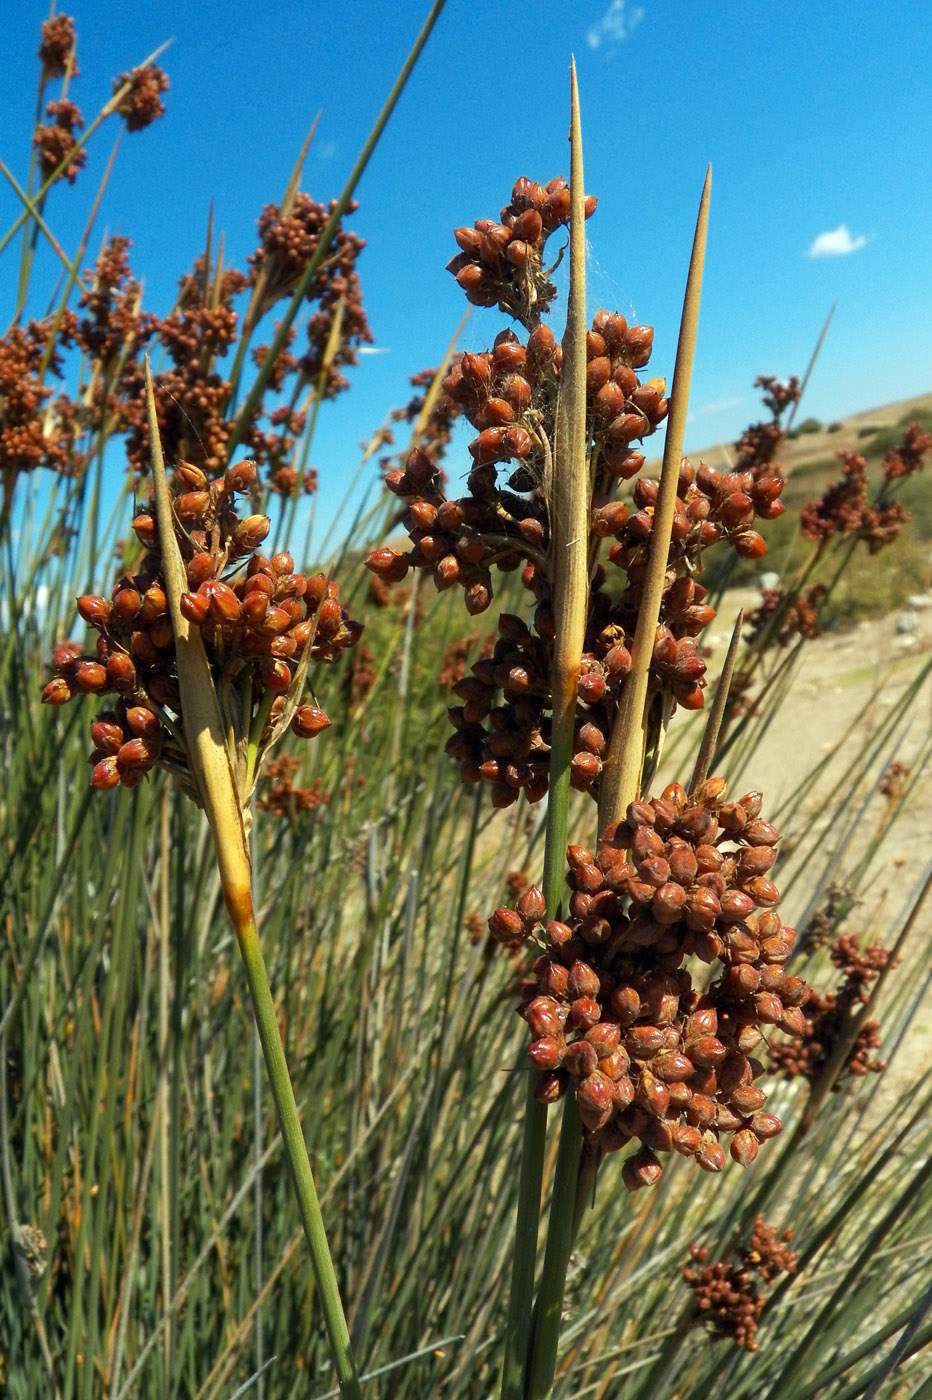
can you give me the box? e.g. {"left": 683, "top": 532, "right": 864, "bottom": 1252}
{"left": 684, "top": 1218, "right": 797, "bottom": 1351}
{"left": 799, "top": 422, "right": 931, "bottom": 554}
{"left": 769, "top": 933, "right": 889, "bottom": 1085}
{"left": 3, "top": 19, "right": 372, "bottom": 504}
{"left": 42, "top": 459, "right": 361, "bottom": 796}
{"left": 489, "top": 779, "right": 808, "bottom": 1189}
{"left": 366, "top": 177, "right": 786, "bottom": 809}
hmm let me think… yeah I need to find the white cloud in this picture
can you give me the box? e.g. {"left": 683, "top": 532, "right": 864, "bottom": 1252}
{"left": 587, "top": 0, "right": 645, "bottom": 49}
{"left": 688, "top": 395, "right": 746, "bottom": 420}
{"left": 807, "top": 224, "right": 867, "bottom": 259}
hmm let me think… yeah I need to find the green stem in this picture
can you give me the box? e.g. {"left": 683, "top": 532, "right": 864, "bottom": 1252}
{"left": 233, "top": 900, "right": 362, "bottom": 1400}
{"left": 523, "top": 1095, "right": 584, "bottom": 1400}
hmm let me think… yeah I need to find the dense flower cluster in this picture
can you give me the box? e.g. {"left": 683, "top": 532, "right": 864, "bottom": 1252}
{"left": 4, "top": 20, "right": 371, "bottom": 503}
{"left": 882, "top": 419, "right": 932, "bottom": 481}
{"left": 366, "top": 179, "right": 787, "bottom": 809}
{"left": 257, "top": 755, "right": 330, "bottom": 817}
{"left": 446, "top": 175, "right": 597, "bottom": 326}
{"left": 112, "top": 64, "right": 170, "bottom": 132}
{"left": 745, "top": 583, "right": 827, "bottom": 647}
{"left": 800, "top": 449, "right": 909, "bottom": 551}
{"left": 769, "top": 934, "right": 889, "bottom": 1085}
{"left": 491, "top": 779, "right": 809, "bottom": 1188}
{"left": 734, "top": 374, "right": 800, "bottom": 474}
{"left": 0, "top": 320, "right": 81, "bottom": 481}
{"left": 800, "top": 421, "right": 930, "bottom": 554}
{"left": 388, "top": 365, "right": 460, "bottom": 471}
{"left": 249, "top": 192, "right": 373, "bottom": 399}
{"left": 34, "top": 98, "right": 86, "bottom": 185}
{"left": 684, "top": 1218, "right": 797, "bottom": 1351}
{"left": 38, "top": 13, "right": 78, "bottom": 78}
{"left": 42, "top": 458, "right": 361, "bottom": 793}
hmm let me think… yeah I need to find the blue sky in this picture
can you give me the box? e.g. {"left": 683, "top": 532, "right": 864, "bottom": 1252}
{"left": 3, "top": 0, "right": 930, "bottom": 552}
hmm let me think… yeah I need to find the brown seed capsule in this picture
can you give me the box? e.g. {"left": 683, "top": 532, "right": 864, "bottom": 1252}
{"left": 89, "top": 716, "right": 123, "bottom": 753}
{"left": 625, "top": 1025, "right": 666, "bottom": 1059}
{"left": 76, "top": 595, "right": 112, "bottom": 627}
{"left": 749, "top": 1112, "right": 782, "bottom": 1140}
{"left": 125, "top": 706, "right": 160, "bottom": 739}
{"left": 730, "top": 1128, "right": 760, "bottom": 1167}
{"left": 696, "top": 1136, "right": 726, "bottom": 1174}
{"left": 233, "top": 515, "right": 272, "bottom": 551}
{"left": 586, "top": 1022, "right": 621, "bottom": 1059}
{"left": 563, "top": 1041, "right": 600, "bottom": 1078}
{"left": 778, "top": 1006, "right": 809, "bottom": 1036}
{"left": 652, "top": 881, "right": 687, "bottom": 925}
{"left": 753, "top": 992, "right": 784, "bottom": 1024}
{"left": 112, "top": 587, "right": 142, "bottom": 624}
{"left": 225, "top": 458, "right": 258, "bottom": 492}
{"left": 180, "top": 590, "right": 210, "bottom": 626}
{"left": 528, "top": 1036, "right": 564, "bottom": 1071}
{"left": 636, "top": 1072, "right": 670, "bottom": 1119}
{"left": 622, "top": 1146, "right": 662, "bottom": 1191}
{"left": 262, "top": 659, "right": 293, "bottom": 693}
{"left": 74, "top": 660, "right": 108, "bottom": 692}
{"left": 567, "top": 997, "right": 601, "bottom": 1031}
{"left": 534, "top": 1071, "right": 568, "bottom": 1104}
{"left": 176, "top": 490, "right": 211, "bottom": 524}
{"left": 91, "top": 756, "right": 121, "bottom": 789}
{"left": 526, "top": 996, "right": 564, "bottom": 1038}
{"left": 690, "top": 1035, "right": 727, "bottom": 1069}
{"left": 733, "top": 530, "right": 767, "bottom": 559}
{"left": 730, "top": 1084, "right": 767, "bottom": 1115}
{"left": 117, "top": 737, "right": 158, "bottom": 771}
{"left": 577, "top": 1071, "right": 614, "bottom": 1132}
{"left": 42, "top": 677, "right": 74, "bottom": 705}
{"left": 611, "top": 985, "right": 641, "bottom": 1025}
{"left": 132, "top": 513, "right": 158, "bottom": 547}
{"left": 567, "top": 960, "right": 601, "bottom": 1000}
{"left": 291, "top": 706, "right": 330, "bottom": 738}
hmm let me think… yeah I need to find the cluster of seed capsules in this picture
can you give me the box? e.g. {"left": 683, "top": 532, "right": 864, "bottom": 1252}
{"left": 769, "top": 933, "right": 889, "bottom": 1085}
{"left": 488, "top": 780, "right": 809, "bottom": 1188}
{"left": 367, "top": 176, "right": 787, "bottom": 809}
{"left": 42, "top": 458, "right": 361, "bottom": 791}
{"left": 446, "top": 175, "right": 597, "bottom": 326}
{"left": 684, "top": 1218, "right": 798, "bottom": 1351}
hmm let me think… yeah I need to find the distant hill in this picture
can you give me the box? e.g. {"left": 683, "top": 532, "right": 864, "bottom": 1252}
{"left": 649, "top": 390, "right": 932, "bottom": 479}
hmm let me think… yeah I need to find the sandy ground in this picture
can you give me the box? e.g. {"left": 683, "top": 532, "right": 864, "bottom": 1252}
{"left": 677, "top": 585, "right": 932, "bottom": 1105}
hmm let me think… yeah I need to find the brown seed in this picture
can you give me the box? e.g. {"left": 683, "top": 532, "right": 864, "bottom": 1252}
{"left": 567, "top": 997, "right": 601, "bottom": 1031}
{"left": 567, "top": 960, "right": 601, "bottom": 1000}
{"left": 42, "top": 677, "right": 74, "bottom": 705}
{"left": 74, "top": 660, "right": 108, "bottom": 692}
{"left": 696, "top": 1136, "right": 726, "bottom": 1174}
{"left": 77, "top": 595, "right": 112, "bottom": 627}
{"left": 730, "top": 1128, "right": 760, "bottom": 1167}
{"left": 91, "top": 756, "right": 121, "bottom": 789}
{"left": 528, "top": 1036, "right": 564, "bottom": 1071}
{"left": 625, "top": 1025, "right": 666, "bottom": 1059}
{"left": 117, "top": 737, "right": 158, "bottom": 771}
{"left": 564, "top": 1041, "right": 600, "bottom": 1078}
{"left": 730, "top": 1084, "right": 767, "bottom": 1114}
{"left": 125, "top": 706, "right": 160, "bottom": 739}
{"left": 291, "top": 706, "right": 330, "bottom": 738}
{"left": 749, "top": 1112, "right": 782, "bottom": 1140}
{"left": 112, "top": 588, "right": 142, "bottom": 624}
{"left": 622, "top": 1146, "right": 662, "bottom": 1191}
{"left": 690, "top": 1035, "right": 726, "bottom": 1069}
{"left": 534, "top": 1071, "right": 568, "bottom": 1104}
